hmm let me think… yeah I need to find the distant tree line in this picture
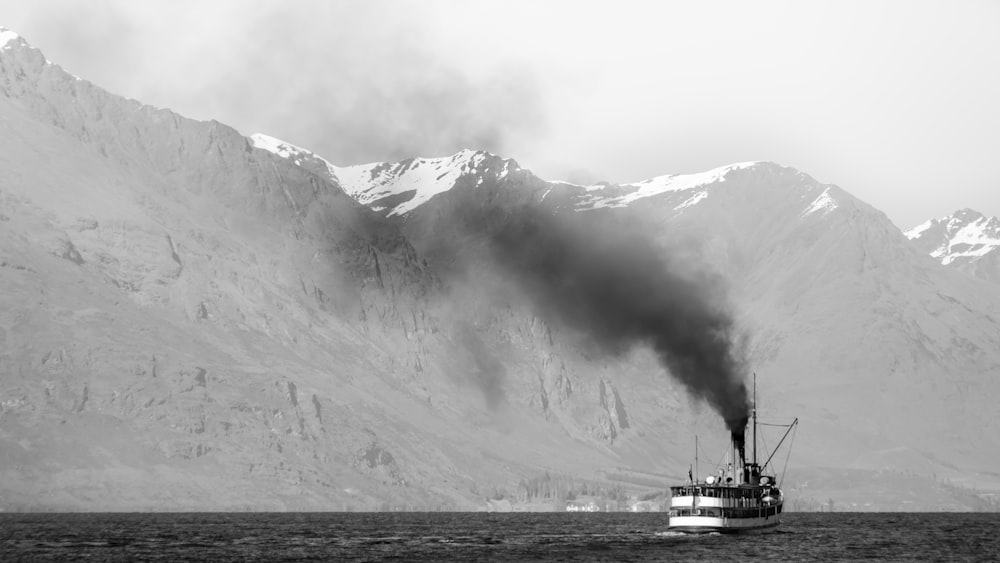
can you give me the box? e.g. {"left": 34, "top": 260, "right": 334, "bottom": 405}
{"left": 457, "top": 472, "right": 635, "bottom": 510}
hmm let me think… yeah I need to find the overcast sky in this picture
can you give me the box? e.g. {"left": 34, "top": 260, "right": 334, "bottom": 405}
{"left": 3, "top": 0, "right": 998, "bottom": 228}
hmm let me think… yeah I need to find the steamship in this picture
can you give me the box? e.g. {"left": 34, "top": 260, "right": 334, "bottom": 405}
{"left": 668, "top": 381, "right": 798, "bottom": 534}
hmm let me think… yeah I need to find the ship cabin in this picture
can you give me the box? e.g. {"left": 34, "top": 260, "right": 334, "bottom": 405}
{"left": 668, "top": 463, "right": 782, "bottom": 520}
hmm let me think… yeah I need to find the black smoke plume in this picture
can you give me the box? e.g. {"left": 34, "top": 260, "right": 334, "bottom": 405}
{"left": 486, "top": 205, "right": 750, "bottom": 434}
{"left": 733, "top": 422, "right": 748, "bottom": 465}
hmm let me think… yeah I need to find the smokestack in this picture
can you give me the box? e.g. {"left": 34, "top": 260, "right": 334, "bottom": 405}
{"left": 731, "top": 416, "right": 748, "bottom": 466}
{"left": 481, "top": 205, "right": 751, "bottom": 430}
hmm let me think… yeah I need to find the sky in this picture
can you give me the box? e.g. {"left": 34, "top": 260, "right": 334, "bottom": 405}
{"left": 2, "top": 0, "right": 998, "bottom": 228}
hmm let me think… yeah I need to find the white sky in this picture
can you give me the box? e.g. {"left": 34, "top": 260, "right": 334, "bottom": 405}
{"left": 2, "top": 0, "right": 998, "bottom": 228}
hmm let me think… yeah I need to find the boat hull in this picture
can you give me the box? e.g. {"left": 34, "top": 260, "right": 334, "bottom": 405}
{"left": 668, "top": 515, "right": 781, "bottom": 534}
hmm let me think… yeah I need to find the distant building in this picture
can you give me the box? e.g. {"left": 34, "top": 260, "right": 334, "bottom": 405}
{"left": 566, "top": 501, "right": 601, "bottom": 512}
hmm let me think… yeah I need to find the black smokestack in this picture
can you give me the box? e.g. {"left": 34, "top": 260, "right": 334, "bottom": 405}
{"left": 732, "top": 418, "right": 748, "bottom": 465}
{"left": 487, "top": 205, "right": 750, "bottom": 432}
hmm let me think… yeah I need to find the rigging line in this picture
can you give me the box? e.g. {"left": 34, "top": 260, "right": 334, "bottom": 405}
{"left": 693, "top": 437, "right": 711, "bottom": 479}
{"left": 705, "top": 441, "right": 729, "bottom": 477}
{"left": 695, "top": 436, "right": 704, "bottom": 468}
{"left": 762, "top": 418, "right": 799, "bottom": 468}
{"left": 701, "top": 436, "right": 740, "bottom": 479}
{"left": 757, "top": 422, "right": 795, "bottom": 427}
{"left": 759, "top": 429, "right": 772, "bottom": 469}
{"left": 714, "top": 447, "right": 728, "bottom": 472}
{"left": 779, "top": 422, "right": 798, "bottom": 487}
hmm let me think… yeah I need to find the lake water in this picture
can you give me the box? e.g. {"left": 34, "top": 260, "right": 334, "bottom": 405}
{"left": 1, "top": 512, "right": 997, "bottom": 561}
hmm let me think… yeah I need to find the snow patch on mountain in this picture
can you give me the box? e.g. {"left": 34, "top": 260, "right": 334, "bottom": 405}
{"left": 905, "top": 209, "right": 1000, "bottom": 266}
{"left": 675, "top": 190, "right": 709, "bottom": 210}
{"left": 250, "top": 133, "right": 328, "bottom": 170}
{"left": 579, "top": 162, "right": 760, "bottom": 209}
{"left": 0, "top": 27, "right": 21, "bottom": 50}
{"left": 904, "top": 218, "right": 941, "bottom": 240}
{"left": 0, "top": 27, "right": 49, "bottom": 64}
{"left": 803, "top": 187, "right": 838, "bottom": 217}
{"left": 335, "top": 150, "right": 495, "bottom": 216}
{"left": 250, "top": 133, "right": 343, "bottom": 186}
{"left": 935, "top": 216, "right": 1000, "bottom": 265}
{"left": 251, "top": 133, "right": 311, "bottom": 161}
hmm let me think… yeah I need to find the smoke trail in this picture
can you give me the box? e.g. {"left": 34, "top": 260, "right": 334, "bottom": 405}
{"left": 487, "top": 205, "right": 750, "bottom": 434}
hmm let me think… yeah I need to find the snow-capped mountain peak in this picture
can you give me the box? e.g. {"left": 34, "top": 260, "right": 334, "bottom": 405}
{"left": 904, "top": 217, "right": 942, "bottom": 241}
{"left": 905, "top": 208, "right": 1000, "bottom": 268}
{"left": 249, "top": 132, "right": 343, "bottom": 187}
{"left": 0, "top": 27, "right": 22, "bottom": 50}
{"left": 250, "top": 132, "right": 336, "bottom": 174}
{"left": 0, "top": 25, "right": 74, "bottom": 76}
{"left": 576, "top": 161, "right": 764, "bottom": 210}
{"left": 250, "top": 133, "right": 315, "bottom": 161}
{"left": 334, "top": 149, "right": 517, "bottom": 216}
{"left": 249, "top": 133, "right": 521, "bottom": 217}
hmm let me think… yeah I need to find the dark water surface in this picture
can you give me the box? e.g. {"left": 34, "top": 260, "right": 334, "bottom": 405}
{"left": 2, "top": 512, "right": 997, "bottom": 561}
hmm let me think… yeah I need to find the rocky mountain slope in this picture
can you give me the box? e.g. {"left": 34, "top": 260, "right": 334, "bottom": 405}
{"left": 2, "top": 26, "right": 999, "bottom": 512}
{"left": 0, "top": 27, "right": 704, "bottom": 511}
{"left": 0, "top": 28, "right": 442, "bottom": 510}
{"left": 905, "top": 209, "right": 1000, "bottom": 283}
{"left": 309, "top": 144, "right": 1000, "bottom": 505}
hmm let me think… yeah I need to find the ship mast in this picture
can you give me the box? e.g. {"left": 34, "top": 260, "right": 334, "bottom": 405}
{"left": 752, "top": 372, "right": 757, "bottom": 466}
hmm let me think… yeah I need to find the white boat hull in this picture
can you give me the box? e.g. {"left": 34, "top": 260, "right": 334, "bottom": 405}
{"left": 668, "top": 514, "right": 781, "bottom": 534}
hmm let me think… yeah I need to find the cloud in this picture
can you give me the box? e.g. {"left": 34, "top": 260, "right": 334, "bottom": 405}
{"left": 3, "top": 0, "right": 547, "bottom": 165}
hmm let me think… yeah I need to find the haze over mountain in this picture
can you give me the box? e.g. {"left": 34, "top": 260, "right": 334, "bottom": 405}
{"left": 2, "top": 27, "right": 998, "bottom": 512}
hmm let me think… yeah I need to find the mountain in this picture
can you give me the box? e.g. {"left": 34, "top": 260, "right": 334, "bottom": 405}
{"left": 905, "top": 209, "right": 1000, "bottom": 283}
{"left": 0, "top": 27, "right": 457, "bottom": 510}
{"left": 0, "top": 27, "right": 699, "bottom": 512}
{"left": 2, "top": 26, "right": 999, "bottom": 512}
{"left": 265, "top": 136, "right": 1000, "bottom": 509}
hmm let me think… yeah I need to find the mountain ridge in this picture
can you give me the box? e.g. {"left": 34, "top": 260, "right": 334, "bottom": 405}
{"left": 249, "top": 131, "right": 810, "bottom": 220}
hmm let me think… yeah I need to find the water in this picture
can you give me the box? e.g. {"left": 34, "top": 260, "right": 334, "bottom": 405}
{"left": 1, "top": 512, "right": 997, "bottom": 561}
